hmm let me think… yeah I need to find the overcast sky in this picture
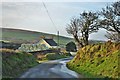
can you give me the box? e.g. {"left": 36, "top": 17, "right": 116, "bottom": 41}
{"left": 1, "top": 1, "right": 117, "bottom": 41}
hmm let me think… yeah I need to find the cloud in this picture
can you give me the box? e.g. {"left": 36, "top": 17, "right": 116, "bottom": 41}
{"left": 89, "top": 29, "right": 108, "bottom": 41}
{"left": 2, "top": 2, "right": 111, "bottom": 40}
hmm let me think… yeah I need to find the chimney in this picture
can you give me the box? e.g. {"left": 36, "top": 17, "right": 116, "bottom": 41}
{"left": 40, "top": 36, "right": 45, "bottom": 39}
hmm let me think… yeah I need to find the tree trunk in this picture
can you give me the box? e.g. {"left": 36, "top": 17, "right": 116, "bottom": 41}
{"left": 84, "top": 31, "right": 89, "bottom": 46}
{"left": 85, "top": 35, "right": 89, "bottom": 45}
{"left": 74, "top": 35, "right": 84, "bottom": 48}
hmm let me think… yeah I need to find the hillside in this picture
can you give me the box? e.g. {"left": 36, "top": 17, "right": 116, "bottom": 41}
{"left": 1, "top": 28, "right": 73, "bottom": 46}
{"left": 1, "top": 28, "right": 105, "bottom": 47}
{"left": 67, "top": 41, "right": 120, "bottom": 78}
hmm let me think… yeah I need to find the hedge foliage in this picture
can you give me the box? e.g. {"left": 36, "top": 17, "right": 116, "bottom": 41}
{"left": 1, "top": 49, "right": 38, "bottom": 78}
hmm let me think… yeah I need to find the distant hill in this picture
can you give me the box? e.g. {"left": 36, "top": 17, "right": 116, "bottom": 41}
{"left": 1, "top": 28, "right": 74, "bottom": 46}
{"left": 1, "top": 28, "right": 105, "bottom": 46}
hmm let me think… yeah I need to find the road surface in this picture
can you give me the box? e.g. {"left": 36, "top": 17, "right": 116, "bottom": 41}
{"left": 20, "top": 57, "right": 83, "bottom": 78}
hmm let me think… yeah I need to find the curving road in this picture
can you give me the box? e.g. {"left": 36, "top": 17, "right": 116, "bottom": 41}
{"left": 20, "top": 57, "right": 84, "bottom": 78}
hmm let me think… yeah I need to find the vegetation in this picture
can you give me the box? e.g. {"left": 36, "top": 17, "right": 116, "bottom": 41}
{"left": 66, "top": 42, "right": 77, "bottom": 52}
{"left": 66, "top": 1, "right": 120, "bottom": 78}
{"left": 100, "top": 1, "right": 120, "bottom": 34}
{"left": 1, "top": 49, "right": 38, "bottom": 78}
{"left": 66, "top": 1, "right": 120, "bottom": 46}
{"left": 105, "top": 32, "right": 120, "bottom": 42}
{"left": 1, "top": 1, "right": 120, "bottom": 79}
{"left": 45, "top": 53, "right": 68, "bottom": 60}
{"left": 37, "top": 52, "right": 70, "bottom": 62}
{"left": 67, "top": 41, "right": 120, "bottom": 78}
{"left": 100, "top": 1, "right": 120, "bottom": 42}
{"left": 66, "top": 11, "right": 99, "bottom": 47}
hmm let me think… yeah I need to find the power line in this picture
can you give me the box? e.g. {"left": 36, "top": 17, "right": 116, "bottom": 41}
{"left": 42, "top": 2, "right": 58, "bottom": 31}
{"left": 42, "top": 2, "right": 60, "bottom": 47}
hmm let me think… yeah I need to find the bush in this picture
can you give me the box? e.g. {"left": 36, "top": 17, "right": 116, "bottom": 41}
{"left": 64, "top": 52, "right": 72, "bottom": 56}
{"left": 66, "top": 42, "right": 77, "bottom": 52}
{"left": 45, "top": 53, "right": 66, "bottom": 60}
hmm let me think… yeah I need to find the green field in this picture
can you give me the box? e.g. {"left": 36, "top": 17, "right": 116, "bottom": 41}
{"left": 1, "top": 28, "right": 74, "bottom": 46}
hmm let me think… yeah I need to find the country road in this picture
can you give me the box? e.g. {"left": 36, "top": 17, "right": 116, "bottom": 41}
{"left": 20, "top": 57, "right": 84, "bottom": 78}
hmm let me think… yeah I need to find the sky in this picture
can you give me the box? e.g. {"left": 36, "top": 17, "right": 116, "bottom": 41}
{"left": 1, "top": 0, "right": 117, "bottom": 41}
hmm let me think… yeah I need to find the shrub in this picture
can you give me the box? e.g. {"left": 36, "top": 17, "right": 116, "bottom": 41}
{"left": 45, "top": 53, "right": 66, "bottom": 60}
{"left": 66, "top": 42, "right": 77, "bottom": 52}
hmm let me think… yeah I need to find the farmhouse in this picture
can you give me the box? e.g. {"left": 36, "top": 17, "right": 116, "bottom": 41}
{"left": 18, "top": 38, "right": 58, "bottom": 52}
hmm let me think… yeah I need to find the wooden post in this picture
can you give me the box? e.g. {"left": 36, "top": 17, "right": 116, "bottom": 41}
{"left": 57, "top": 31, "right": 59, "bottom": 52}
{"left": 57, "top": 31, "right": 59, "bottom": 46}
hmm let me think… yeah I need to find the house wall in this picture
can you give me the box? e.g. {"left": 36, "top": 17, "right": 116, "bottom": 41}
{"left": 39, "top": 39, "right": 52, "bottom": 49}
{"left": 18, "top": 39, "right": 58, "bottom": 52}
{"left": 52, "top": 46, "right": 57, "bottom": 48}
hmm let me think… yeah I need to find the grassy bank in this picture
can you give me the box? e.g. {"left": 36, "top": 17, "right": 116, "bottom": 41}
{"left": 67, "top": 41, "right": 120, "bottom": 78}
{"left": 37, "top": 52, "right": 71, "bottom": 63}
{"left": 45, "top": 53, "right": 69, "bottom": 60}
{"left": 1, "top": 49, "right": 38, "bottom": 78}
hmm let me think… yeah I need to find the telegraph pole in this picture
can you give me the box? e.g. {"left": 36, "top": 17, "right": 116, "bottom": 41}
{"left": 57, "top": 31, "right": 59, "bottom": 49}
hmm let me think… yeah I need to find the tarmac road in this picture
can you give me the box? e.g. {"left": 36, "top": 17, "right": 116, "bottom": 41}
{"left": 20, "top": 57, "right": 83, "bottom": 78}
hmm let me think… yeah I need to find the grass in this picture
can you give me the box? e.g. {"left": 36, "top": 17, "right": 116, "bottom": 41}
{"left": 37, "top": 53, "right": 70, "bottom": 63}
{"left": 1, "top": 48, "right": 71, "bottom": 78}
{"left": 45, "top": 53, "right": 68, "bottom": 60}
{"left": 67, "top": 41, "right": 120, "bottom": 78}
{"left": 1, "top": 49, "right": 38, "bottom": 78}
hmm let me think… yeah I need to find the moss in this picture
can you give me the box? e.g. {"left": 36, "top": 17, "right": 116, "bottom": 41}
{"left": 67, "top": 42, "right": 120, "bottom": 78}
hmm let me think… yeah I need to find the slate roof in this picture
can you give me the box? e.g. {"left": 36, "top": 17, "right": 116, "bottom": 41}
{"left": 44, "top": 39, "right": 57, "bottom": 46}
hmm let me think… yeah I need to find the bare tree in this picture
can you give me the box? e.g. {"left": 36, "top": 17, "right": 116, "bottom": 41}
{"left": 66, "top": 11, "right": 99, "bottom": 47}
{"left": 66, "top": 18, "right": 84, "bottom": 47}
{"left": 79, "top": 11, "right": 99, "bottom": 45}
{"left": 105, "top": 32, "right": 120, "bottom": 42}
{"left": 100, "top": 1, "right": 120, "bottom": 42}
{"left": 113, "top": 1, "right": 120, "bottom": 16}
{"left": 100, "top": 1, "right": 120, "bottom": 33}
